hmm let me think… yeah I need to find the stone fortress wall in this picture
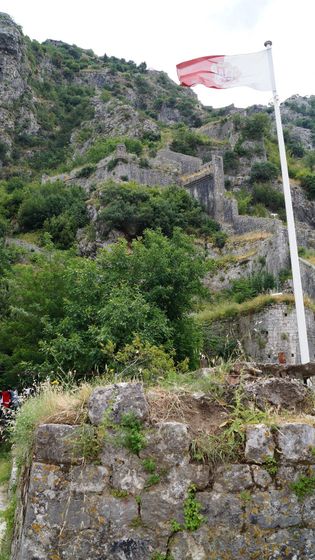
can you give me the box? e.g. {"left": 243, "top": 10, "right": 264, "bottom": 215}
{"left": 208, "top": 303, "right": 315, "bottom": 365}
{"left": 11, "top": 383, "right": 315, "bottom": 560}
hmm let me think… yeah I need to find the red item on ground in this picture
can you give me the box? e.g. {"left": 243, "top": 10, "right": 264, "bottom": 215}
{"left": 1, "top": 391, "right": 12, "bottom": 408}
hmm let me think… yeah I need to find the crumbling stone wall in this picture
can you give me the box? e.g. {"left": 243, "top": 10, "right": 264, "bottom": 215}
{"left": 208, "top": 303, "right": 315, "bottom": 365}
{"left": 11, "top": 383, "right": 315, "bottom": 559}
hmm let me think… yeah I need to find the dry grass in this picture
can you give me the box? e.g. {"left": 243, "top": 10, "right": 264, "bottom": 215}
{"left": 227, "top": 231, "right": 271, "bottom": 246}
{"left": 44, "top": 383, "right": 93, "bottom": 425}
{"left": 196, "top": 293, "right": 315, "bottom": 325}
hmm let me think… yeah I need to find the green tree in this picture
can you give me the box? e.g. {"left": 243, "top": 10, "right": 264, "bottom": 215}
{"left": 250, "top": 161, "right": 279, "bottom": 183}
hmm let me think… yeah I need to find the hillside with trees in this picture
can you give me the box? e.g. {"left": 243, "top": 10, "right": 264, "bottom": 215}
{"left": 0, "top": 12, "right": 315, "bottom": 389}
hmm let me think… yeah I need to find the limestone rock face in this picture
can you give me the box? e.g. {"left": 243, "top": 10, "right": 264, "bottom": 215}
{"left": 0, "top": 13, "right": 38, "bottom": 151}
{"left": 88, "top": 382, "right": 149, "bottom": 425}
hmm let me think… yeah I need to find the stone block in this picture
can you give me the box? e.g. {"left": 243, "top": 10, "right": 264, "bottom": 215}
{"left": 141, "top": 487, "right": 185, "bottom": 535}
{"left": 34, "top": 424, "right": 85, "bottom": 464}
{"left": 277, "top": 423, "right": 315, "bottom": 463}
{"left": 213, "top": 464, "right": 253, "bottom": 493}
{"left": 88, "top": 382, "right": 149, "bottom": 425}
{"left": 97, "top": 494, "right": 138, "bottom": 532}
{"left": 197, "top": 491, "right": 244, "bottom": 529}
{"left": 169, "top": 527, "right": 209, "bottom": 560}
{"left": 251, "top": 465, "right": 272, "bottom": 489}
{"left": 302, "top": 494, "right": 315, "bottom": 528}
{"left": 247, "top": 489, "right": 302, "bottom": 529}
{"left": 245, "top": 424, "right": 275, "bottom": 463}
{"left": 140, "top": 421, "right": 190, "bottom": 468}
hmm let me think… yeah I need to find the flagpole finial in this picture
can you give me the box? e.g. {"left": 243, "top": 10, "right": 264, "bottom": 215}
{"left": 264, "top": 40, "right": 272, "bottom": 47}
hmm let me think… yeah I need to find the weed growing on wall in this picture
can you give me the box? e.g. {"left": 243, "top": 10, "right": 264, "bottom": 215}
{"left": 290, "top": 475, "right": 315, "bottom": 500}
{"left": 183, "top": 484, "right": 204, "bottom": 531}
{"left": 116, "top": 413, "right": 146, "bottom": 454}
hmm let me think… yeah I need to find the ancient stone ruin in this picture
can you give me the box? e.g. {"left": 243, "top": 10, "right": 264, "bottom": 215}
{"left": 11, "top": 382, "right": 315, "bottom": 560}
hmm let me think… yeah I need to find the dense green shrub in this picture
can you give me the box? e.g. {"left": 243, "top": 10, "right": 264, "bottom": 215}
{"left": 252, "top": 183, "right": 285, "bottom": 213}
{"left": 300, "top": 173, "right": 315, "bottom": 199}
{"left": 229, "top": 272, "right": 276, "bottom": 303}
{"left": 97, "top": 182, "right": 220, "bottom": 239}
{"left": 76, "top": 164, "right": 97, "bottom": 178}
{"left": 223, "top": 150, "right": 239, "bottom": 172}
{"left": 250, "top": 161, "right": 279, "bottom": 183}
{"left": 0, "top": 229, "right": 205, "bottom": 383}
{"left": 235, "top": 189, "right": 252, "bottom": 215}
{"left": 81, "top": 137, "right": 143, "bottom": 165}
{"left": 17, "top": 181, "right": 88, "bottom": 245}
{"left": 170, "top": 125, "right": 210, "bottom": 156}
{"left": 242, "top": 113, "right": 270, "bottom": 140}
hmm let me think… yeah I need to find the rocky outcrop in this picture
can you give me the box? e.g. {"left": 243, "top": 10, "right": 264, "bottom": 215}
{"left": 11, "top": 382, "right": 315, "bottom": 559}
{"left": 0, "top": 13, "right": 38, "bottom": 152}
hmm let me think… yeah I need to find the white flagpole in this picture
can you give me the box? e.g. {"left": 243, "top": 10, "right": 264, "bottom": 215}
{"left": 264, "top": 40, "right": 310, "bottom": 364}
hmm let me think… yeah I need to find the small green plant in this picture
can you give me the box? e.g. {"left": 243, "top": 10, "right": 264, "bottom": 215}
{"left": 145, "top": 473, "right": 161, "bottom": 488}
{"left": 142, "top": 458, "right": 156, "bottom": 473}
{"left": 263, "top": 456, "right": 279, "bottom": 476}
{"left": 0, "top": 446, "right": 11, "bottom": 485}
{"left": 170, "top": 519, "right": 182, "bottom": 532}
{"left": 183, "top": 484, "right": 204, "bottom": 531}
{"left": 151, "top": 553, "right": 174, "bottom": 560}
{"left": 117, "top": 413, "right": 146, "bottom": 454}
{"left": 240, "top": 490, "right": 252, "bottom": 503}
{"left": 129, "top": 516, "right": 143, "bottom": 528}
{"left": 290, "top": 475, "right": 315, "bottom": 500}
{"left": 135, "top": 495, "right": 142, "bottom": 505}
{"left": 75, "top": 424, "right": 102, "bottom": 462}
{"left": 111, "top": 488, "right": 129, "bottom": 498}
{"left": 0, "top": 494, "right": 17, "bottom": 559}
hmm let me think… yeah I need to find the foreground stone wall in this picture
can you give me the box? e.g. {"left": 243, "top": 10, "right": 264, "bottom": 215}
{"left": 12, "top": 383, "right": 315, "bottom": 559}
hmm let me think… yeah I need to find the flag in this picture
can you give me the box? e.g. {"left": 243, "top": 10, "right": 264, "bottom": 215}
{"left": 176, "top": 50, "right": 271, "bottom": 91}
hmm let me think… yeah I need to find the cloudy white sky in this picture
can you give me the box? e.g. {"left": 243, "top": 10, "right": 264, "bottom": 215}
{"left": 1, "top": 0, "right": 314, "bottom": 108}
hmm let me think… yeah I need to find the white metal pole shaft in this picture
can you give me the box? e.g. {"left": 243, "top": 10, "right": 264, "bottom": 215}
{"left": 264, "top": 40, "right": 310, "bottom": 364}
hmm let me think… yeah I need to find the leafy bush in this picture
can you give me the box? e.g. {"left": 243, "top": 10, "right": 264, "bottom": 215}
{"left": 229, "top": 272, "right": 276, "bottom": 303}
{"left": 242, "top": 113, "right": 270, "bottom": 140}
{"left": 300, "top": 173, "right": 315, "bottom": 199}
{"left": 235, "top": 189, "right": 252, "bottom": 215}
{"left": 223, "top": 150, "right": 239, "bottom": 172}
{"left": 0, "top": 229, "right": 205, "bottom": 382}
{"left": 97, "top": 181, "right": 220, "bottom": 239}
{"left": 17, "top": 182, "right": 87, "bottom": 242}
{"left": 252, "top": 183, "right": 285, "bottom": 213}
{"left": 250, "top": 162, "right": 279, "bottom": 183}
{"left": 76, "top": 164, "right": 97, "bottom": 178}
{"left": 80, "top": 137, "right": 143, "bottom": 165}
{"left": 170, "top": 125, "right": 210, "bottom": 156}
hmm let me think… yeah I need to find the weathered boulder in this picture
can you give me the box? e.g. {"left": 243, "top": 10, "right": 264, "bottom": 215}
{"left": 88, "top": 382, "right": 149, "bottom": 425}
{"left": 277, "top": 423, "right": 315, "bottom": 463}
{"left": 244, "top": 377, "right": 309, "bottom": 410}
{"left": 245, "top": 424, "right": 275, "bottom": 463}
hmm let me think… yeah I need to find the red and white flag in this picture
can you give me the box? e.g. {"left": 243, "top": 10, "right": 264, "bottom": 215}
{"left": 176, "top": 50, "right": 271, "bottom": 91}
